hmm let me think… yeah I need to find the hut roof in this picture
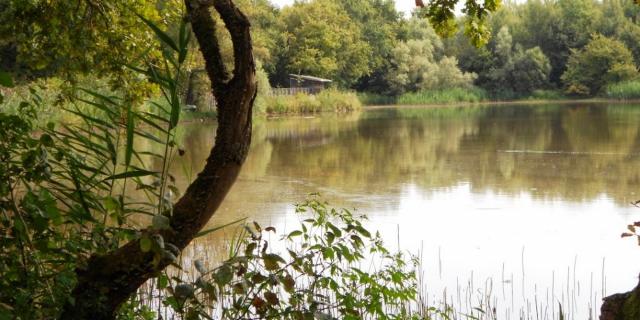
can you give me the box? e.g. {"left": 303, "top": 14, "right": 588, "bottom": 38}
{"left": 289, "top": 74, "right": 332, "bottom": 83}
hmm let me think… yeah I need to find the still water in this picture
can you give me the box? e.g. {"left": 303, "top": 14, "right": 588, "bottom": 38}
{"left": 175, "top": 103, "right": 640, "bottom": 318}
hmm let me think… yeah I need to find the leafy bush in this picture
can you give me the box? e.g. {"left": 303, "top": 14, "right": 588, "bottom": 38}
{"left": 0, "top": 18, "right": 190, "bottom": 318}
{"left": 482, "top": 27, "right": 552, "bottom": 97}
{"left": 357, "top": 92, "right": 397, "bottom": 106}
{"left": 506, "top": 47, "right": 552, "bottom": 95}
{"left": 263, "top": 90, "right": 361, "bottom": 114}
{"left": 153, "top": 198, "right": 422, "bottom": 319}
{"left": 397, "top": 87, "right": 488, "bottom": 105}
{"left": 316, "top": 89, "right": 362, "bottom": 112}
{"left": 562, "top": 34, "right": 638, "bottom": 96}
{"left": 526, "top": 89, "right": 567, "bottom": 100}
{"left": 253, "top": 61, "right": 273, "bottom": 114}
{"left": 385, "top": 19, "right": 476, "bottom": 95}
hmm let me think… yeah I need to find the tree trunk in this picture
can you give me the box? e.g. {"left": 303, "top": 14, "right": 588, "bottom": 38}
{"left": 60, "top": 0, "right": 256, "bottom": 318}
{"left": 601, "top": 275, "right": 640, "bottom": 320}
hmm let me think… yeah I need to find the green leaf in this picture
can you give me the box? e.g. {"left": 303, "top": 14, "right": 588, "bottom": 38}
{"left": 157, "top": 274, "right": 169, "bottom": 289}
{"left": 214, "top": 264, "right": 233, "bottom": 286}
{"left": 39, "top": 133, "right": 54, "bottom": 147}
{"left": 124, "top": 103, "right": 134, "bottom": 168}
{"left": 169, "top": 90, "right": 180, "bottom": 130}
{"left": 137, "top": 14, "right": 179, "bottom": 52}
{"left": 326, "top": 222, "right": 342, "bottom": 237}
{"left": 354, "top": 225, "right": 371, "bottom": 238}
{"left": 104, "top": 196, "right": 119, "bottom": 211}
{"left": 195, "top": 217, "right": 246, "bottom": 238}
{"left": 322, "top": 247, "right": 334, "bottom": 260}
{"left": 106, "top": 169, "right": 156, "bottom": 180}
{"left": 282, "top": 274, "right": 295, "bottom": 293}
{"left": 174, "top": 283, "right": 194, "bottom": 300}
{"left": 263, "top": 253, "right": 285, "bottom": 271}
{"left": 245, "top": 242, "right": 257, "bottom": 256}
{"left": 0, "top": 71, "right": 14, "bottom": 87}
{"left": 140, "top": 236, "right": 152, "bottom": 252}
{"left": 288, "top": 230, "right": 303, "bottom": 238}
{"left": 178, "top": 21, "right": 190, "bottom": 63}
{"left": 78, "top": 88, "right": 120, "bottom": 107}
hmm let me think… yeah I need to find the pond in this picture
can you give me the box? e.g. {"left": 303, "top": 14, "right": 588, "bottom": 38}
{"left": 173, "top": 103, "right": 640, "bottom": 319}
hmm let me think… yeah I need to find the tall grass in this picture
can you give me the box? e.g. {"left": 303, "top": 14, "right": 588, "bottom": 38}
{"left": 132, "top": 220, "right": 610, "bottom": 320}
{"left": 604, "top": 80, "right": 640, "bottom": 99}
{"left": 357, "top": 92, "right": 397, "bottom": 106}
{"left": 525, "top": 89, "right": 567, "bottom": 101}
{"left": 397, "top": 87, "right": 488, "bottom": 105}
{"left": 358, "top": 88, "right": 571, "bottom": 106}
{"left": 263, "top": 89, "right": 361, "bottom": 114}
{"left": 358, "top": 88, "right": 489, "bottom": 107}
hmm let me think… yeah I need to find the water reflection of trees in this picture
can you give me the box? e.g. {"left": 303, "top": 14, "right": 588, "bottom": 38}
{"left": 176, "top": 104, "right": 640, "bottom": 211}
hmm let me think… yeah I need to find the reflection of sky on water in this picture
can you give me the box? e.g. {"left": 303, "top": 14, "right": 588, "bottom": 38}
{"left": 176, "top": 103, "right": 640, "bottom": 318}
{"left": 209, "top": 182, "right": 640, "bottom": 318}
{"left": 384, "top": 184, "right": 639, "bottom": 312}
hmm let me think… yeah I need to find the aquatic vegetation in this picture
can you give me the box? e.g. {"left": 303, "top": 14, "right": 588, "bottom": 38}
{"left": 396, "top": 87, "right": 488, "bottom": 105}
{"left": 263, "top": 89, "right": 362, "bottom": 114}
{"left": 144, "top": 198, "right": 423, "bottom": 319}
{"left": 604, "top": 80, "right": 640, "bottom": 100}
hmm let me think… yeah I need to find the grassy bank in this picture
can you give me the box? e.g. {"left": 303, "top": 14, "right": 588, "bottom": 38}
{"left": 398, "top": 87, "right": 488, "bottom": 104}
{"left": 261, "top": 89, "right": 361, "bottom": 114}
{"left": 358, "top": 88, "right": 574, "bottom": 106}
{"left": 604, "top": 79, "right": 640, "bottom": 99}
{"left": 358, "top": 87, "right": 490, "bottom": 106}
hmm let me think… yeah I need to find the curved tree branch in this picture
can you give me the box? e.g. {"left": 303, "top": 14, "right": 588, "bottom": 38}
{"left": 188, "top": 0, "right": 230, "bottom": 96}
{"left": 60, "top": 0, "right": 256, "bottom": 318}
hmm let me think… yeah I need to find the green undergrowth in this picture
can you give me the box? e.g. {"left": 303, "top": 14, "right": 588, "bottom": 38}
{"left": 524, "top": 89, "right": 567, "bottom": 100}
{"left": 358, "top": 88, "right": 575, "bottom": 106}
{"left": 397, "top": 87, "right": 488, "bottom": 105}
{"left": 604, "top": 80, "right": 640, "bottom": 99}
{"left": 262, "top": 89, "right": 362, "bottom": 114}
{"left": 358, "top": 87, "right": 489, "bottom": 106}
{"left": 357, "top": 92, "right": 397, "bottom": 105}
{"left": 131, "top": 197, "right": 464, "bottom": 320}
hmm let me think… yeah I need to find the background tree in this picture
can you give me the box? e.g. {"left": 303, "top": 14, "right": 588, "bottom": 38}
{"left": 386, "top": 18, "right": 475, "bottom": 95}
{"left": 58, "top": 0, "right": 258, "bottom": 317}
{"left": 486, "top": 28, "right": 551, "bottom": 96}
{"left": 493, "top": 26, "right": 513, "bottom": 66}
{"left": 275, "top": 0, "right": 371, "bottom": 87}
{"left": 0, "top": 0, "right": 181, "bottom": 89}
{"left": 507, "top": 46, "right": 552, "bottom": 95}
{"left": 338, "top": 0, "right": 403, "bottom": 92}
{"left": 562, "top": 34, "right": 638, "bottom": 95}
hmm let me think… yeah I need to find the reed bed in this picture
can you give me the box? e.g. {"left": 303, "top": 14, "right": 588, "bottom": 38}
{"left": 397, "top": 88, "right": 489, "bottom": 105}
{"left": 604, "top": 80, "right": 640, "bottom": 99}
{"left": 262, "top": 89, "right": 362, "bottom": 115}
{"left": 132, "top": 226, "right": 611, "bottom": 320}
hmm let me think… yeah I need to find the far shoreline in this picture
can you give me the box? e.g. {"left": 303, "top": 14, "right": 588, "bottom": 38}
{"left": 362, "top": 98, "right": 640, "bottom": 110}
{"left": 178, "top": 97, "right": 640, "bottom": 122}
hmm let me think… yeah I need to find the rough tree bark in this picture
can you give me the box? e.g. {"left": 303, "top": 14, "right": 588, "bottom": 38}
{"left": 600, "top": 274, "right": 640, "bottom": 320}
{"left": 60, "top": 0, "right": 256, "bottom": 318}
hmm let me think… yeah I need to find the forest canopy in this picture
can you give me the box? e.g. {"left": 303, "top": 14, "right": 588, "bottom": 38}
{"left": 5, "top": 0, "right": 640, "bottom": 99}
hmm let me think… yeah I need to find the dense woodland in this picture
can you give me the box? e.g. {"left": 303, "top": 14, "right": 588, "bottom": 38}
{"left": 4, "top": 0, "right": 640, "bottom": 102}
{"left": 254, "top": 0, "right": 640, "bottom": 98}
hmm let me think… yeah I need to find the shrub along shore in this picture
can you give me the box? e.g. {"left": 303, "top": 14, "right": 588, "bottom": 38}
{"left": 257, "top": 83, "right": 640, "bottom": 115}
{"left": 259, "top": 89, "right": 362, "bottom": 114}
{"left": 359, "top": 87, "right": 640, "bottom": 107}
{"left": 5, "top": 82, "right": 640, "bottom": 126}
